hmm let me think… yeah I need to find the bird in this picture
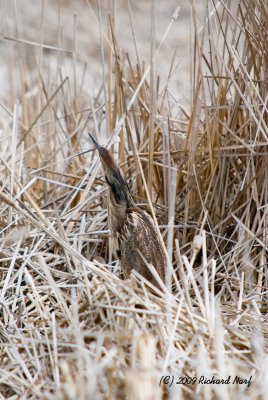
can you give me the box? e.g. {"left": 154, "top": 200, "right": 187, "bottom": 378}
{"left": 89, "top": 133, "right": 166, "bottom": 288}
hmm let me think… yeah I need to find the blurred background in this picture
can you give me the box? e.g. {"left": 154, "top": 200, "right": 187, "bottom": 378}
{"left": 1, "top": 0, "right": 206, "bottom": 110}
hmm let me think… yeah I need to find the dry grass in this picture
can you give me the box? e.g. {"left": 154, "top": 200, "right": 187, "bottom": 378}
{"left": 0, "top": 0, "right": 267, "bottom": 399}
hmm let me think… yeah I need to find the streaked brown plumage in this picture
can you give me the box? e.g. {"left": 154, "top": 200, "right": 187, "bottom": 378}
{"left": 89, "top": 134, "right": 166, "bottom": 287}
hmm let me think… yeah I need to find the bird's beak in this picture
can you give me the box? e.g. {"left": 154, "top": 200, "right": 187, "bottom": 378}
{"left": 88, "top": 133, "right": 101, "bottom": 150}
{"left": 88, "top": 133, "right": 117, "bottom": 170}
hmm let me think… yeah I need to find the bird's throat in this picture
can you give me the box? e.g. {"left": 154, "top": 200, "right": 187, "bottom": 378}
{"left": 108, "top": 200, "right": 127, "bottom": 235}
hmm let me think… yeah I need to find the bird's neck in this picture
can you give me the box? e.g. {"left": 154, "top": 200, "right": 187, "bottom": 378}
{"left": 108, "top": 204, "right": 126, "bottom": 235}
{"left": 108, "top": 190, "right": 135, "bottom": 234}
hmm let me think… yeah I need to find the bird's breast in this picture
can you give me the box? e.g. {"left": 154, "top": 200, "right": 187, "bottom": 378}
{"left": 119, "top": 208, "right": 166, "bottom": 284}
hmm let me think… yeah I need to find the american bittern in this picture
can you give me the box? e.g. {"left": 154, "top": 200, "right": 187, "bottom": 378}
{"left": 89, "top": 134, "right": 166, "bottom": 287}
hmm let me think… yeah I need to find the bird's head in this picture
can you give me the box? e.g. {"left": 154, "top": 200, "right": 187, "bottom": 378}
{"left": 89, "top": 133, "right": 134, "bottom": 209}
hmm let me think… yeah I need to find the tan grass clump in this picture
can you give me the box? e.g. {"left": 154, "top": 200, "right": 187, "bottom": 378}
{"left": 0, "top": 0, "right": 267, "bottom": 399}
